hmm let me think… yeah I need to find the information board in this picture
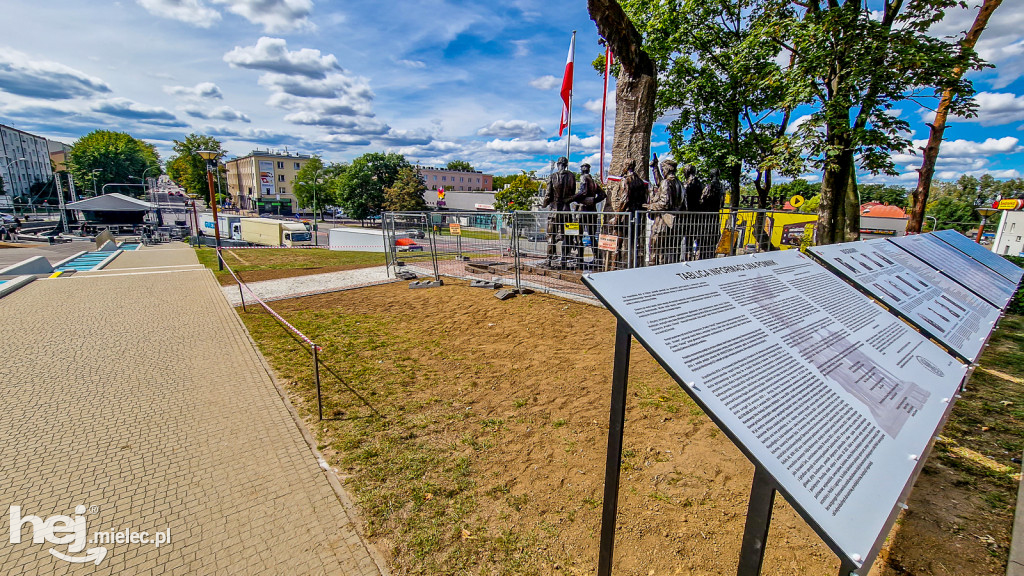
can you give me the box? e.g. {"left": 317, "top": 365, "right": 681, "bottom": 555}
{"left": 931, "top": 229, "right": 1024, "bottom": 284}
{"left": 582, "top": 250, "right": 967, "bottom": 571}
{"left": 888, "top": 234, "right": 1017, "bottom": 309}
{"left": 810, "top": 239, "right": 1000, "bottom": 363}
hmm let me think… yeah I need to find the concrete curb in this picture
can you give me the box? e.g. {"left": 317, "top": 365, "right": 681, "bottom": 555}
{"left": 1008, "top": 450, "right": 1024, "bottom": 576}
{"left": 0, "top": 275, "right": 35, "bottom": 298}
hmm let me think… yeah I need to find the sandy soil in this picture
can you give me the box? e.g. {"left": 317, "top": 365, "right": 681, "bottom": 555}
{"left": 261, "top": 281, "right": 1013, "bottom": 575}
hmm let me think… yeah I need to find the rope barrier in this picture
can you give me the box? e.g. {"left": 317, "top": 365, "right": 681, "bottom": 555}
{"left": 218, "top": 249, "right": 321, "bottom": 352}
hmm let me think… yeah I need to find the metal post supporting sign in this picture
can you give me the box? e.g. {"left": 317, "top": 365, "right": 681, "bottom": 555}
{"left": 597, "top": 320, "right": 632, "bottom": 576}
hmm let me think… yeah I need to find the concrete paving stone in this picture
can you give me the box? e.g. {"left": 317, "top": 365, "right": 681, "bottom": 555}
{"left": 0, "top": 245, "right": 383, "bottom": 575}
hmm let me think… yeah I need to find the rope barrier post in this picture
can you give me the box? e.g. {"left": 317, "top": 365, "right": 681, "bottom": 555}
{"left": 313, "top": 343, "right": 323, "bottom": 421}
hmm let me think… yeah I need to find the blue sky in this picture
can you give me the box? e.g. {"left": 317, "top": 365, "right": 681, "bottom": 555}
{"left": 1, "top": 0, "right": 1023, "bottom": 183}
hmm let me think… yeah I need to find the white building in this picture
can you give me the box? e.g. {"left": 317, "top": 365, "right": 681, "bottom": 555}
{"left": 991, "top": 209, "right": 1024, "bottom": 257}
{"left": 1, "top": 123, "right": 53, "bottom": 199}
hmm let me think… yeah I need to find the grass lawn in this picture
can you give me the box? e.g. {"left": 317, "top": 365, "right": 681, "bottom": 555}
{"left": 195, "top": 246, "right": 386, "bottom": 285}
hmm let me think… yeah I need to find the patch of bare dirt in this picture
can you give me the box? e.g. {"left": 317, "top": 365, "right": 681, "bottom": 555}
{"left": 266, "top": 281, "right": 1013, "bottom": 575}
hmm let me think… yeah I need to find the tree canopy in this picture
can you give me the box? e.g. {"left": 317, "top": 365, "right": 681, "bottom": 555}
{"left": 494, "top": 174, "right": 539, "bottom": 212}
{"left": 445, "top": 160, "right": 474, "bottom": 172}
{"left": 383, "top": 166, "right": 428, "bottom": 212}
{"left": 292, "top": 156, "right": 334, "bottom": 214}
{"left": 165, "top": 134, "right": 226, "bottom": 206}
{"left": 67, "top": 130, "right": 160, "bottom": 197}
{"left": 761, "top": 0, "right": 983, "bottom": 244}
{"left": 334, "top": 152, "right": 411, "bottom": 220}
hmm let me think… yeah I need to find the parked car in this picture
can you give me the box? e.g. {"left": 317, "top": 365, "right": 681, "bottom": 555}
{"left": 404, "top": 229, "right": 425, "bottom": 239}
{"left": 0, "top": 213, "right": 15, "bottom": 224}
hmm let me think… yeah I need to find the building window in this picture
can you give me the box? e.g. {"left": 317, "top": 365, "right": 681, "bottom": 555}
{"left": 280, "top": 187, "right": 286, "bottom": 194}
{"left": 294, "top": 162, "right": 301, "bottom": 170}
{"left": 460, "top": 177, "right": 464, "bottom": 182}
{"left": 277, "top": 161, "right": 284, "bottom": 169}
{"left": 433, "top": 175, "right": 437, "bottom": 180}
{"left": 442, "top": 176, "right": 446, "bottom": 181}
{"left": 278, "top": 174, "right": 285, "bottom": 182}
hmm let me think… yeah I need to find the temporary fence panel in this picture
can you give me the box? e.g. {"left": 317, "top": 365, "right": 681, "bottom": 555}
{"left": 427, "top": 211, "right": 519, "bottom": 289}
{"left": 382, "top": 209, "right": 804, "bottom": 302}
{"left": 384, "top": 212, "right": 438, "bottom": 280}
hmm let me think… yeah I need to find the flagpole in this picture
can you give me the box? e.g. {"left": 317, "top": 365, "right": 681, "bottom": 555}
{"left": 565, "top": 30, "right": 576, "bottom": 163}
{"left": 600, "top": 43, "right": 612, "bottom": 182}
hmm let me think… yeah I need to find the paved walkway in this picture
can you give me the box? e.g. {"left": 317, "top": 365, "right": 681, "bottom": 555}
{"left": 0, "top": 244, "right": 384, "bottom": 575}
{"left": 221, "top": 266, "right": 395, "bottom": 306}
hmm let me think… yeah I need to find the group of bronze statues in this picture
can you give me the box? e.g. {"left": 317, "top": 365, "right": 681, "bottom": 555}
{"left": 541, "top": 156, "right": 724, "bottom": 270}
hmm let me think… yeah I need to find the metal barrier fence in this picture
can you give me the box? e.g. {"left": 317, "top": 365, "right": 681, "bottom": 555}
{"left": 383, "top": 209, "right": 790, "bottom": 301}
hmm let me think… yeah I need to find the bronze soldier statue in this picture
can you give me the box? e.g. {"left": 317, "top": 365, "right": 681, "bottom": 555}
{"left": 602, "top": 159, "right": 648, "bottom": 270}
{"left": 681, "top": 164, "right": 703, "bottom": 260}
{"left": 542, "top": 156, "right": 577, "bottom": 267}
{"left": 647, "top": 159, "right": 684, "bottom": 265}
{"left": 698, "top": 168, "right": 725, "bottom": 259}
{"left": 571, "top": 163, "right": 606, "bottom": 263}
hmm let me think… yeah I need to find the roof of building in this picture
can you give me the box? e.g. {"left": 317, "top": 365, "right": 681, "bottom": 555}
{"left": 860, "top": 202, "right": 907, "bottom": 218}
{"left": 67, "top": 193, "right": 156, "bottom": 212}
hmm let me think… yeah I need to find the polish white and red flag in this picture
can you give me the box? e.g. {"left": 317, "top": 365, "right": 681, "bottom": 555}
{"left": 558, "top": 34, "right": 575, "bottom": 137}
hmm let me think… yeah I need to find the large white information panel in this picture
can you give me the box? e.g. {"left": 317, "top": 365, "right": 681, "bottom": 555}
{"left": 932, "top": 229, "right": 1024, "bottom": 284}
{"left": 583, "top": 250, "right": 967, "bottom": 570}
{"left": 811, "top": 239, "right": 1000, "bottom": 363}
{"left": 888, "top": 234, "right": 1017, "bottom": 309}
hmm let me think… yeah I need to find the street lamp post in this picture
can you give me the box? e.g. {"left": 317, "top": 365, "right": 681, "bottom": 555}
{"left": 197, "top": 150, "right": 223, "bottom": 270}
{"left": 300, "top": 177, "right": 321, "bottom": 246}
{"left": 976, "top": 206, "right": 998, "bottom": 244}
{"left": 90, "top": 169, "right": 103, "bottom": 197}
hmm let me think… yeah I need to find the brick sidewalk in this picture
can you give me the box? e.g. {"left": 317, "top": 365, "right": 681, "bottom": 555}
{"left": 0, "top": 246, "right": 384, "bottom": 575}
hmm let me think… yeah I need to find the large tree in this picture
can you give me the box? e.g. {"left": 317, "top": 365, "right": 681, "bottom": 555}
{"left": 908, "top": 0, "right": 1002, "bottom": 233}
{"left": 292, "top": 156, "right": 336, "bottom": 215}
{"left": 383, "top": 166, "right": 428, "bottom": 212}
{"left": 334, "top": 152, "right": 410, "bottom": 221}
{"left": 67, "top": 130, "right": 160, "bottom": 197}
{"left": 589, "top": 0, "right": 658, "bottom": 181}
{"left": 445, "top": 160, "right": 474, "bottom": 172}
{"left": 494, "top": 174, "right": 540, "bottom": 212}
{"left": 621, "top": 0, "right": 799, "bottom": 251}
{"left": 165, "top": 134, "right": 226, "bottom": 206}
{"left": 764, "top": 0, "right": 981, "bottom": 245}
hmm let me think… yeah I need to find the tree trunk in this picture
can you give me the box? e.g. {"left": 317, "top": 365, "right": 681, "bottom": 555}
{"left": 908, "top": 0, "right": 1002, "bottom": 234}
{"left": 816, "top": 127, "right": 854, "bottom": 246}
{"left": 588, "top": 0, "right": 657, "bottom": 182}
{"left": 845, "top": 169, "right": 860, "bottom": 242}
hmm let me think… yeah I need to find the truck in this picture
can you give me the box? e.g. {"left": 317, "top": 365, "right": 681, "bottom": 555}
{"left": 239, "top": 217, "right": 313, "bottom": 247}
{"left": 198, "top": 213, "right": 242, "bottom": 240}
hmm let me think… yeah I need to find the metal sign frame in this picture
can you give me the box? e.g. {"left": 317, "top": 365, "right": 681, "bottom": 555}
{"left": 583, "top": 255, "right": 972, "bottom": 576}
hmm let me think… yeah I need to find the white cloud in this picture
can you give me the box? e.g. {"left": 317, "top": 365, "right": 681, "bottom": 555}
{"left": 397, "top": 59, "right": 426, "bottom": 69}
{"left": 224, "top": 37, "right": 339, "bottom": 78}
{"left": 950, "top": 91, "right": 1024, "bottom": 126}
{"left": 138, "top": 0, "right": 314, "bottom": 32}
{"left": 0, "top": 48, "right": 111, "bottom": 99}
{"left": 163, "top": 82, "right": 223, "bottom": 100}
{"left": 136, "top": 0, "right": 221, "bottom": 27}
{"left": 786, "top": 114, "right": 813, "bottom": 134}
{"left": 212, "top": 0, "right": 314, "bottom": 33}
{"left": 931, "top": 1, "right": 1024, "bottom": 89}
{"left": 529, "top": 75, "right": 558, "bottom": 90}
{"left": 583, "top": 96, "right": 616, "bottom": 117}
{"left": 477, "top": 120, "right": 545, "bottom": 139}
{"left": 929, "top": 136, "right": 1022, "bottom": 156}
{"left": 182, "top": 104, "right": 251, "bottom": 122}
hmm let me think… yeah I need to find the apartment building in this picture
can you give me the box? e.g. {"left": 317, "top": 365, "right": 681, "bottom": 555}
{"left": 416, "top": 165, "right": 493, "bottom": 192}
{"left": 1, "top": 123, "right": 53, "bottom": 199}
{"left": 223, "top": 149, "right": 311, "bottom": 214}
